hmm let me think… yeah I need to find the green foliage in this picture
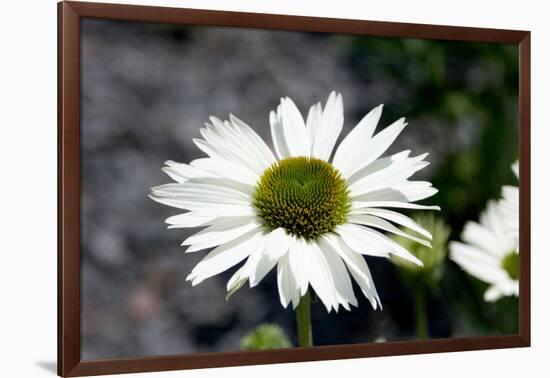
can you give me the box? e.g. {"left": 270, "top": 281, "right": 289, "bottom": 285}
{"left": 240, "top": 324, "right": 292, "bottom": 350}
{"left": 391, "top": 214, "right": 451, "bottom": 288}
{"left": 339, "top": 35, "right": 520, "bottom": 336}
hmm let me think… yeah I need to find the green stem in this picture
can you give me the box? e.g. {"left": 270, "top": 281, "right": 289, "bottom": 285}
{"left": 295, "top": 291, "right": 313, "bottom": 347}
{"left": 413, "top": 288, "right": 428, "bottom": 339}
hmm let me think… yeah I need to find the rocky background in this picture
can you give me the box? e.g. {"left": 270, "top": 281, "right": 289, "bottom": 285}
{"left": 80, "top": 18, "right": 519, "bottom": 359}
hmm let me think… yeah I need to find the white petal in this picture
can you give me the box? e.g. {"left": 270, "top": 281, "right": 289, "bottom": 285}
{"left": 199, "top": 118, "right": 270, "bottom": 176}
{"left": 202, "top": 119, "right": 267, "bottom": 175}
{"left": 346, "top": 150, "right": 410, "bottom": 185}
{"left": 484, "top": 285, "right": 505, "bottom": 302}
{"left": 151, "top": 182, "right": 250, "bottom": 202}
{"left": 165, "top": 213, "right": 217, "bottom": 228}
{"left": 229, "top": 114, "right": 277, "bottom": 168}
{"left": 226, "top": 265, "right": 249, "bottom": 300}
{"left": 449, "top": 241, "right": 507, "bottom": 284}
{"left": 511, "top": 161, "right": 519, "bottom": 178}
{"left": 352, "top": 200, "right": 441, "bottom": 211}
{"left": 150, "top": 179, "right": 254, "bottom": 215}
{"left": 332, "top": 104, "right": 383, "bottom": 174}
{"left": 183, "top": 217, "right": 260, "bottom": 252}
{"left": 390, "top": 181, "right": 438, "bottom": 202}
{"left": 249, "top": 229, "right": 290, "bottom": 287}
{"left": 337, "top": 223, "right": 390, "bottom": 258}
{"left": 311, "top": 92, "right": 344, "bottom": 161}
{"left": 305, "top": 102, "right": 323, "bottom": 147}
{"left": 288, "top": 272, "right": 302, "bottom": 310}
{"left": 149, "top": 193, "right": 254, "bottom": 215}
{"left": 186, "top": 229, "right": 262, "bottom": 285}
{"left": 349, "top": 153, "right": 429, "bottom": 197}
{"left": 339, "top": 117, "right": 407, "bottom": 178}
{"left": 303, "top": 242, "right": 337, "bottom": 312}
{"left": 162, "top": 160, "right": 216, "bottom": 183}
{"left": 270, "top": 106, "right": 291, "bottom": 160}
{"left": 496, "top": 279, "right": 519, "bottom": 297}
{"left": 354, "top": 208, "right": 432, "bottom": 240}
{"left": 484, "top": 279, "right": 518, "bottom": 302}
{"left": 482, "top": 200, "right": 516, "bottom": 250}
{"left": 263, "top": 228, "right": 291, "bottom": 260}
{"left": 462, "top": 222, "right": 504, "bottom": 258}
{"left": 318, "top": 239, "right": 357, "bottom": 310}
{"left": 347, "top": 214, "right": 432, "bottom": 248}
{"left": 226, "top": 235, "right": 272, "bottom": 298}
{"left": 351, "top": 181, "right": 437, "bottom": 208}
{"left": 277, "top": 254, "right": 297, "bottom": 308}
{"left": 188, "top": 177, "right": 254, "bottom": 196}
{"left": 288, "top": 237, "right": 309, "bottom": 296}
{"left": 193, "top": 138, "right": 228, "bottom": 161}
{"left": 324, "top": 235, "right": 381, "bottom": 309}
{"left": 350, "top": 182, "right": 437, "bottom": 204}
{"left": 337, "top": 223, "right": 423, "bottom": 265}
{"left": 190, "top": 158, "right": 259, "bottom": 186}
{"left": 279, "top": 97, "right": 309, "bottom": 157}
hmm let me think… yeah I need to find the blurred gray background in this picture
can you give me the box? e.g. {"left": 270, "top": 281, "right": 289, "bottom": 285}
{"left": 80, "top": 18, "right": 518, "bottom": 360}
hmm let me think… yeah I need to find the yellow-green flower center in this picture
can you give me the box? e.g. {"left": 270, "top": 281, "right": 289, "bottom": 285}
{"left": 501, "top": 251, "right": 519, "bottom": 280}
{"left": 253, "top": 157, "right": 351, "bottom": 240}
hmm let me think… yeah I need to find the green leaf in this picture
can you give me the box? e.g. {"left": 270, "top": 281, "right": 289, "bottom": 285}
{"left": 240, "top": 323, "right": 292, "bottom": 350}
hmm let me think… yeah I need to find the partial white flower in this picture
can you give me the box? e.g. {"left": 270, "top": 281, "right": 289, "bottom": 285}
{"left": 150, "top": 92, "right": 438, "bottom": 312}
{"left": 499, "top": 161, "right": 519, "bottom": 247}
{"left": 450, "top": 197, "right": 519, "bottom": 302}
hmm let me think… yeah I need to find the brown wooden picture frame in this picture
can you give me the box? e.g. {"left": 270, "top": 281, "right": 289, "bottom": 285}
{"left": 58, "top": 1, "right": 531, "bottom": 376}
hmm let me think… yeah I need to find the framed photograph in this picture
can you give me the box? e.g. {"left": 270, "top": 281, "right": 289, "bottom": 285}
{"left": 58, "top": 1, "right": 530, "bottom": 376}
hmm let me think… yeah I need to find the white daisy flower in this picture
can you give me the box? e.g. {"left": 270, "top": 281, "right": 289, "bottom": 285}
{"left": 450, "top": 199, "right": 519, "bottom": 302}
{"left": 150, "top": 92, "right": 439, "bottom": 312}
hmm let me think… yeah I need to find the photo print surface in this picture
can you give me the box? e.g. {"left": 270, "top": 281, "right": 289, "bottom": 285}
{"left": 80, "top": 18, "right": 519, "bottom": 360}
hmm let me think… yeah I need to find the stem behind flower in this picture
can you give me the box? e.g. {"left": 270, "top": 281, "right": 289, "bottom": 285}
{"left": 296, "top": 291, "right": 313, "bottom": 347}
{"left": 414, "top": 288, "right": 428, "bottom": 339}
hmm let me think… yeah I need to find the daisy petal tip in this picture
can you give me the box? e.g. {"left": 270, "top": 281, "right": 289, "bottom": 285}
{"left": 185, "top": 244, "right": 205, "bottom": 253}
{"left": 228, "top": 113, "right": 239, "bottom": 123}
{"left": 190, "top": 276, "right": 204, "bottom": 286}
{"left": 417, "top": 152, "right": 430, "bottom": 160}
{"left": 371, "top": 103, "right": 384, "bottom": 114}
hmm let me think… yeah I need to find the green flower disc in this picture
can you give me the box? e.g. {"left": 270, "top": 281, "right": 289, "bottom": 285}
{"left": 501, "top": 251, "right": 519, "bottom": 280}
{"left": 253, "top": 157, "right": 350, "bottom": 240}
